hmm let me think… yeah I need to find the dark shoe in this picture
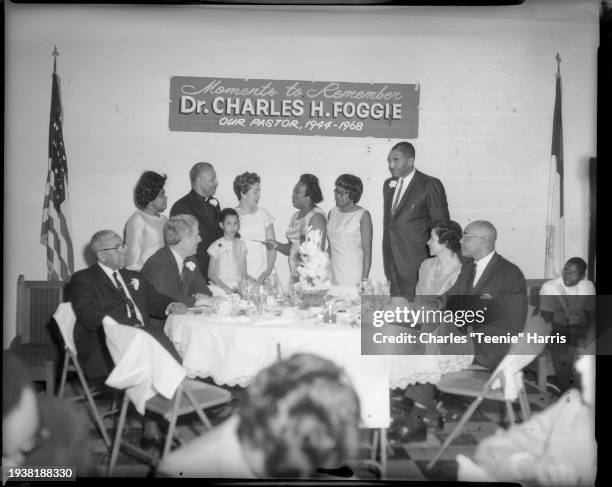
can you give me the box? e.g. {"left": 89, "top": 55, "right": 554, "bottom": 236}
{"left": 388, "top": 407, "right": 427, "bottom": 444}
{"left": 423, "top": 406, "right": 444, "bottom": 432}
{"left": 140, "top": 434, "right": 164, "bottom": 452}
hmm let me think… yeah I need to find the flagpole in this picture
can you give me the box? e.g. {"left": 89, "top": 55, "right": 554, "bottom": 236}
{"left": 52, "top": 45, "right": 59, "bottom": 74}
{"left": 545, "top": 53, "right": 565, "bottom": 278}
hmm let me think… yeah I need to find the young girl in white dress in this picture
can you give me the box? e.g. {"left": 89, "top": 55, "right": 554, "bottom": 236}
{"left": 207, "top": 208, "right": 249, "bottom": 295}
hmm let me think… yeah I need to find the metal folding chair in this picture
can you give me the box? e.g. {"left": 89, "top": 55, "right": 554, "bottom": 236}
{"left": 102, "top": 322, "right": 232, "bottom": 476}
{"left": 54, "top": 302, "right": 117, "bottom": 449}
{"left": 426, "top": 312, "right": 548, "bottom": 470}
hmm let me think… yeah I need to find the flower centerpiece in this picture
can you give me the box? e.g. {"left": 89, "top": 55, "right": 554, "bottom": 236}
{"left": 295, "top": 227, "right": 331, "bottom": 307}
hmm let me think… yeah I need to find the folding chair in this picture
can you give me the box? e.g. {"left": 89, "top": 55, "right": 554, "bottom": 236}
{"left": 102, "top": 322, "right": 232, "bottom": 476}
{"left": 426, "top": 352, "right": 536, "bottom": 470}
{"left": 525, "top": 280, "right": 559, "bottom": 402}
{"left": 426, "top": 311, "right": 548, "bottom": 470}
{"left": 54, "top": 302, "right": 116, "bottom": 449}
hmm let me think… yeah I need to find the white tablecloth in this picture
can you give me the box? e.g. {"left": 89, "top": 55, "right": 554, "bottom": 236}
{"left": 165, "top": 311, "right": 473, "bottom": 428}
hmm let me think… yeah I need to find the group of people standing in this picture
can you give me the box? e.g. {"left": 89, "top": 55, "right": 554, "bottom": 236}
{"left": 123, "top": 162, "right": 375, "bottom": 292}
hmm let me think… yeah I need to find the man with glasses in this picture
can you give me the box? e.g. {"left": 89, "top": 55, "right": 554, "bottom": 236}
{"left": 446, "top": 220, "right": 527, "bottom": 370}
{"left": 66, "top": 230, "right": 189, "bottom": 381}
{"left": 383, "top": 142, "right": 449, "bottom": 300}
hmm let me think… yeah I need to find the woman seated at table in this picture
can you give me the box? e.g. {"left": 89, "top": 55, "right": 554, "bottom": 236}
{"left": 234, "top": 172, "right": 278, "bottom": 285}
{"left": 157, "top": 353, "right": 361, "bottom": 478}
{"left": 124, "top": 171, "right": 168, "bottom": 270}
{"left": 327, "top": 174, "right": 373, "bottom": 287}
{"left": 389, "top": 219, "right": 469, "bottom": 442}
{"left": 265, "top": 174, "right": 327, "bottom": 283}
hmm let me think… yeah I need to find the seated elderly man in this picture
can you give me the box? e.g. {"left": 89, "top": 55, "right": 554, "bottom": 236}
{"left": 539, "top": 257, "right": 595, "bottom": 393}
{"left": 66, "top": 230, "right": 189, "bottom": 382}
{"left": 158, "top": 353, "right": 361, "bottom": 478}
{"left": 142, "top": 214, "right": 214, "bottom": 308}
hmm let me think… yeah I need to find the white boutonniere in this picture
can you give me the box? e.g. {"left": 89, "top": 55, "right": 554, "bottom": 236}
{"left": 208, "top": 197, "right": 219, "bottom": 207}
{"left": 185, "top": 261, "right": 196, "bottom": 272}
{"left": 129, "top": 278, "right": 140, "bottom": 291}
{"left": 389, "top": 180, "right": 397, "bottom": 189}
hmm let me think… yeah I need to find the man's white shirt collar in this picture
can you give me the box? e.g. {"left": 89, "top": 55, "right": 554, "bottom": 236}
{"left": 170, "top": 247, "right": 184, "bottom": 274}
{"left": 98, "top": 262, "right": 121, "bottom": 284}
{"left": 393, "top": 168, "right": 416, "bottom": 207}
{"left": 473, "top": 250, "right": 496, "bottom": 287}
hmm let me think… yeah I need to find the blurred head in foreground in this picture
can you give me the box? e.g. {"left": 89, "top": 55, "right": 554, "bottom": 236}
{"left": 2, "top": 352, "right": 39, "bottom": 467}
{"left": 237, "top": 353, "right": 361, "bottom": 478}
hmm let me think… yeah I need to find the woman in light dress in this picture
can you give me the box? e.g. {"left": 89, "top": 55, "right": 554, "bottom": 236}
{"left": 327, "top": 174, "right": 373, "bottom": 287}
{"left": 390, "top": 219, "right": 469, "bottom": 438}
{"left": 265, "top": 174, "right": 326, "bottom": 283}
{"left": 234, "top": 172, "right": 277, "bottom": 285}
{"left": 124, "top": 171, "right": 168, "bottom": 270}
{"left": 414, "top": 219, "right": 464, "bottom": 307}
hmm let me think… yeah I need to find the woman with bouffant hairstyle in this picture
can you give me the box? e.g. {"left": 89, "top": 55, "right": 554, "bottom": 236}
{"left": 158, "top": 353, "right": 361, "bottom": 479}
{"left": 124, "top": 171, "right": 168, "bottom": 270}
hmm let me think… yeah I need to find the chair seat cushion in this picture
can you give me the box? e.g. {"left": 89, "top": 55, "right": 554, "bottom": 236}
{"left": 146, "top": 380, "right": 232, "bottom": 419}
{"left": 11, "top": 343, "right": 60, "bottom": 368}
{"left": 436, "top": 370, "right": 505, "bottom": 401}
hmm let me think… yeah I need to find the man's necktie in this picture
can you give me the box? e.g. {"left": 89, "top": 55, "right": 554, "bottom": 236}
{"left": 391, "top": 178, "right": 404, "bottom": 213}
{"left": 470, "top": 261, "right": 478, "bottom": 290}
{"left": 180, "top": 262, "right": 189, "bottom": 295}
{"left": 112, "top": 271, "right": 140, "bottom": 324}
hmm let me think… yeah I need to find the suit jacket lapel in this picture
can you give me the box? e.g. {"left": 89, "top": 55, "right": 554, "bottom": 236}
{"left": 94, "top": 264, "right": 124, "bottom": 299}
{"left": 189, "top": 191, "right": 217, "bottom": 230}
{"left": 472, "top": 253, "right": 499, "bottom": 295}
{"left": 164, "top": 247, "right": 182, "bottom": 291}
{"left": 118, "top": 269, "right": 145, "bottom": 313}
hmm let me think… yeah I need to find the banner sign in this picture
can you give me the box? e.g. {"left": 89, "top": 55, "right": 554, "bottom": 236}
{"left": 169, "top": 77, "right": 419, "bottom": 138}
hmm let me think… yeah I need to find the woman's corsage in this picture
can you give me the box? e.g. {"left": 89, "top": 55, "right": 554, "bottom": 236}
{"left": 185, "top": 261, "right": 196, "bottom": 272}
{"left": 389, "top": 180, "right": 397, "bottom": 189}
{"left": 129, "top": 278, "right": 140, "bottom": 291}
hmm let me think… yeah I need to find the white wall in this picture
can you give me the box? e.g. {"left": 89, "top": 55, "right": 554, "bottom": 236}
{"left": 4, "top": 2, "right": 598, "bottom": 345}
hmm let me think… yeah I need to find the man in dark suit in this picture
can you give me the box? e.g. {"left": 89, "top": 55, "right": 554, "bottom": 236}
{"left": 383, "top": 142, "right": 449, "bottom": 301}
{"left": 447, "top": 220, "right": 527, "bottom": 370}
{"left": 170, "top": 162, "right": 221, "bottom": 280}
{"left": 66, "top": 230, "right": 189, "bottom": 381}
{"left": 142, "top": 214, "right": 214, "bottom": 309}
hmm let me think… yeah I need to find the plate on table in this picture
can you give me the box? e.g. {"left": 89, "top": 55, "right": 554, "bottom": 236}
{"left": 188, "top": 305, "right": 213, "bottom": 315}
{"left": 263, "top": 304, "right": 283, "bottom": 315}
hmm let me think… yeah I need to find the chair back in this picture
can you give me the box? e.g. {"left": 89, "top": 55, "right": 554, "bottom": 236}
{"left": 526, "top": 278, "right": 548, "bottom": 311}
{"left": 102, "top": 323, "right": 186, "bottom": 414}
{"left": 16, "top": 274, "right": 65, "bottom": 344}
{"left": 483, "top": 305, "right": 547, "bottom": 400}
{"left": 53, "top": 302, "right": 77, "bottom": 355}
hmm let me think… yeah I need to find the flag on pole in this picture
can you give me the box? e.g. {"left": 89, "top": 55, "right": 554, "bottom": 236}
{"left": 545, "top": 54, "right": 565, "bottom": 278}
{"left": 40, "top": 47, "right": 74, "bottom": 281}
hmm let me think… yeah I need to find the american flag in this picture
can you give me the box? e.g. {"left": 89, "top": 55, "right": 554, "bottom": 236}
{"left": 40, "top": 62, "right": 74, "bottom": 281}
{"left": 544, "top": 54, "right": 565, "bottom": 278}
